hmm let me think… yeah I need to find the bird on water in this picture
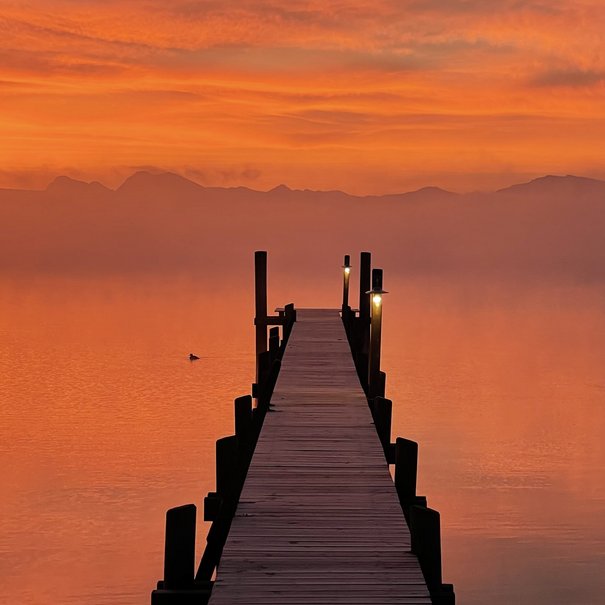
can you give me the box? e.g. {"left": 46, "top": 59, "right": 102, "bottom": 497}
{"left": 189, "top": 353, "right": 200, "bottom": 361}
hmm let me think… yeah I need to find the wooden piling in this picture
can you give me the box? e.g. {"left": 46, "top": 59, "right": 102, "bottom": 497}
{"left": 234, "top": 395, "right": 252, "bottom": 443}
{"left": 395, "top": 437, "right": 418, "bottom": 504}
{"left": 409, "top": 504, "right": 455, "bottom": 604}
{"left": 372, "top": 396, "right": 392, "bottom": 456}
{"left": 268, "top": 327, "right": 280, "bottom": 362}
{"left": 359, "top": 251, "right": 371, "bottom": 346}
{"left": 254, "top": 251, "right": 268, "bottom": 383}
{"left": 163, "top": 505, "right": 196, "bottom": 589}
{"left": 216, "top": 436, "right": 238, "bottom": 500}
{"left": 283, "top": 303, "right": 296, "bottom": 342}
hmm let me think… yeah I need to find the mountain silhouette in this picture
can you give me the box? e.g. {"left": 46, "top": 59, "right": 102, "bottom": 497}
{"left": 1, "top": 171, "right": 603, "bottom": 282}
{"left": 497, "top": 174, "right": 605, "bottom": 197}
{"left": 46, "top": 176, "right": 112, "bottom": 198}
{"left": 117, "top": 171, "right": 205, "bottom": 198}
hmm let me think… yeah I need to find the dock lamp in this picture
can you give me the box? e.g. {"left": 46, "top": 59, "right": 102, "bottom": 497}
{"left": 366, "top": 268, "right": 388, "bottom": 398}
{"left": 342, "top": 255, "right": 352, "bottom": 312}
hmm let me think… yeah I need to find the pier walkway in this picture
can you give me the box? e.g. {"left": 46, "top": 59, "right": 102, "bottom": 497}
{"left": 151, "top": 252, "right": 454, "bottom": 605}
{"left": 208, "top": 309, "right": 430, "bottom": 604}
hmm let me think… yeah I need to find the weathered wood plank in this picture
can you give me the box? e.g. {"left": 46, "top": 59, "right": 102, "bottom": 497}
{"left": 208, "top": 309, "right": 429, "bottom": 604}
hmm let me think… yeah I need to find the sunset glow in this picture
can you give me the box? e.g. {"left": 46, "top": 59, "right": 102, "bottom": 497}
{"left": 1, "top": 0, "right": 604, "bottom": 192}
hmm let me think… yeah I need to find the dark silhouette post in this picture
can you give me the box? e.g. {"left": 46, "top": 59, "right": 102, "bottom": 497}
{"left": 216, "top": 435, "right": 239, "bottom": 499}
{"left": 269, "top": 326, "right": 280, "bottom": 362}
{"left": 372, "top": 396, "right": 392, "bottom": 456}
{"left": 255, "top": 251, "right": 268, "bottom": 384}
{"left": 234, "top": 395, "right": 252, "bottom": 443}
{"left": 163, "top": 504, "right": 196, "bottom": 589}
{"left": 368, "top": 268, "right": 387, "bottom": 398}
{"left": 395, "top": 437, "right": 418, "bottom": 504}
{"left": 356, "top": 251, "right": 371, "bottom": 385}
{"left": 409, "top": 505, "right": 455, "bottom": 603}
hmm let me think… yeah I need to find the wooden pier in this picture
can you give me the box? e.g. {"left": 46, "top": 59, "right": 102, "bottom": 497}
{"left": 151, "top": 252, "right": 455, "bottom": 605}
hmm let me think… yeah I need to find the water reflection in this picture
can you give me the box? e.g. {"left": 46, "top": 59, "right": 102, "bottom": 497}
{"left": 385, "top": 280, "right": 605, "bottom": 604}
{"left": 0, "top": 277, "right": 604, "bottom": 604}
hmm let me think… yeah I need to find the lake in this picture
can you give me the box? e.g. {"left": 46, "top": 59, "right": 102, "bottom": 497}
{"left": 1, "top": 274, "right": 604, "bottom": 604}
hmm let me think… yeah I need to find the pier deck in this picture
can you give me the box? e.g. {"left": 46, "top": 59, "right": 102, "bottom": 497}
{"left": 208, "top": 309, "right": 430, "bottom": 604}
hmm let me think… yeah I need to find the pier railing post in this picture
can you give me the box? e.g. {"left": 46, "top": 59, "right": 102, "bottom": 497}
{"left": 254, "top": 251, "right": 268, "bottom": 384}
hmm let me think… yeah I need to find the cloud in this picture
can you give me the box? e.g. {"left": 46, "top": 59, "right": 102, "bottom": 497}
{"left": 1, "top": 0, "right": 604, "bottom": 193}
{"left": 530, "top": 68, "right": 605, "bottom": 88}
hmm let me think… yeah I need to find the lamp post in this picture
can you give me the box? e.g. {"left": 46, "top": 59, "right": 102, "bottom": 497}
{"left": 342, "top": 254, "right": 351, "bottom": 314}
{"left": 367, "top": 268, "right": 388, "bottom": 398}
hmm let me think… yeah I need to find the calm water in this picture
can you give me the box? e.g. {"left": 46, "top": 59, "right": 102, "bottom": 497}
{"left": 1, "top": 276, "right": 604, "bottom": 604}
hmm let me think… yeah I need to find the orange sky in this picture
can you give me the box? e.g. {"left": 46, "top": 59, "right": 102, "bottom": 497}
{"left": 1, "top": 0, "right": 604, "bottom": 193}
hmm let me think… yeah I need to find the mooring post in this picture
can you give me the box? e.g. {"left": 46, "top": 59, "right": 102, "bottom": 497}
{"left": 269, "top": 326, "right": 280, "bottom": 362}
{"left": 409, "top": 505, "right": 455, "bottom": 603}
{"left": 395, "top": 437, "right": 418, "bottom": 505}
{"left": 372, "top": 396, "right": 392, "bottom": 456}
{"left": 254, "top": 251, "right": 268, "bottom": 384}
{"left": 216, "top": 435, "right": 239, "bottom": 500}
{"left": 163, "top": 504, "right": 196, "bottom": 589}
{"left": 234, "top": 395, "right": 252, "bottom": 443}
{"left": 283, "top": 302, "right": 296, "bottom": 342}
{"left": 368, "top": 268, "right": 387, "bottom": 398}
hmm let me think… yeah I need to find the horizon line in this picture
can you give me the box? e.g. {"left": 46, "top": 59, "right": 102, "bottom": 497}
{"left": 4, "top": 170, "right": 605, "bottom": 199}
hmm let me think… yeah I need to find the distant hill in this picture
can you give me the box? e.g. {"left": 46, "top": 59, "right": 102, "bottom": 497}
{"left": 0, "top": 172, "right": 603, "bottom": 281}
{"left": 46, "top": 176, "right": 112, "bottom": 197}
{"left": 497, "top": 174, "right": 605, "bottom": 198}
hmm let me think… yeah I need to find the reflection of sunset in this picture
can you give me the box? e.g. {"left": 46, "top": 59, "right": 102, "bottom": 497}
{"left": 2, "top": 277, "right": 604, "bottom": 604}
{"left": 1, "top": 1, "right": 604, "bottom": 192}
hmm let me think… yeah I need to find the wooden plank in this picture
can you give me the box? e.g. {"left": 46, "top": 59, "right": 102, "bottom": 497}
{"left": 208, "top": 309, "right": 430, "bottom": 604}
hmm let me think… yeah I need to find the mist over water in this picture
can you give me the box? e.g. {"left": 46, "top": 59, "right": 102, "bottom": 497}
{"left": 1, "top": 272, "right": 604, "bottom": 604}
{"left": 1, "top": 168, "right": 604, "bottom": 604}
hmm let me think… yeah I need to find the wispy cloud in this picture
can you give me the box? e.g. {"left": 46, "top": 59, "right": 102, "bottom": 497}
{"left": 530, "top": 68, "right": 605, "bottom": 88}
{"left": 0, "top": 0, "right": 604, "bottom": 192}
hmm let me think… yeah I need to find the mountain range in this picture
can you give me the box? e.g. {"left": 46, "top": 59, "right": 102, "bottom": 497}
{"left": 1, "top": 172, "right": 604, "bottom": 282}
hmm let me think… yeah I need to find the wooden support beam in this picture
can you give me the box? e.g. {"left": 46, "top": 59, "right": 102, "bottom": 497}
{"left": 254, "top": 316, "right": 286, "bottom": 326}
{"left": 151, "top": 586, "right": 213, "bottom": 605}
